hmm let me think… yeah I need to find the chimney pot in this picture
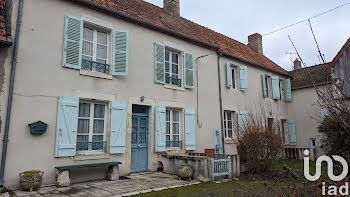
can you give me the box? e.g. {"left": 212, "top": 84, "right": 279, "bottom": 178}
{"left": 293, "top": 58, "right": 302, "bottom": 70}
{"left": 248, "top": 33, "right": 263, "bottom": 55}
{"left": 163, "top": 0, "right": 180, "bottom": 17}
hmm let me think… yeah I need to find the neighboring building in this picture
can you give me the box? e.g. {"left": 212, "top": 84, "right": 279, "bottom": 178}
{"left": 287, "top": 59, "right": 331, "bottom": 158}
{"left": 328, "top": 38, "right": 350, "bottom": 97}
{"left": 0, "top": 0, "right": 296, "bottom": 188}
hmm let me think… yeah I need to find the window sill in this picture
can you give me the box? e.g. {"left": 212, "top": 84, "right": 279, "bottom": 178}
{"left": 80, "top": 70, "right": 112, "bottom": 80}
{"left": 73, "top": 153, "right": 110, "bottom": 161}
{"left": 164, "top": 84, "right": 185, "bottom": 91}
{"left": 224, "top": 139, "right": 236, "bottom": 144}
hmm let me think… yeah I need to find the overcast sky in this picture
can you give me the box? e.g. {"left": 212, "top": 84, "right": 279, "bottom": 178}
{"left": 144, "top": 0, "right": 350, "bottom": 71}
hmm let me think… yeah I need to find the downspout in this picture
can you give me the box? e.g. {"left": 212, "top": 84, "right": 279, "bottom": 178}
{"left": 0, "top": 0, "right": 23, "bottom": 186}
{"left": 216, "top": 51, "right": 225, "bottom": 154}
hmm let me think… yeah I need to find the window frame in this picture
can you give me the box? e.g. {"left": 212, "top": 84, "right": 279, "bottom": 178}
{"left": 279, "top": 79, "right": 285, "bottom": 101}
{"left": 231, "top": 67, "right": 237, "bottom": 90}
{"left": 165, "top": 48, "right": 183, "bottom": 87}
{"left": 224, "top": 110, "right": 235, "bottom": 139}
{"left": 77, "top": 100, "right": 108, "bottom": 154}
{"left": 267, "top": 118, "right": 274, "bottom": 131}
{"left": 82, "top": 23, "right": 112, "bottom": 74}
{"left": 265, "top": 75, "right": 272, "bottom": 98}
{"left": 165, "top": 108, "right": 182, "bottom": 149}
{"left": 310, "top": 138, "right": 316, "bottom": 149}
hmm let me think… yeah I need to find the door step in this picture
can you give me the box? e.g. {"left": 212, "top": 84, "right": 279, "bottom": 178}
{"left": 130, "top": 171, "right": 152, "bottom": 176}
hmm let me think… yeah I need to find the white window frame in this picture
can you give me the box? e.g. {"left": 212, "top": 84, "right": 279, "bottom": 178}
{"left": 224, "top": 110, "right": 234, "bottom": 139}
{"left": 231, "top": 66, "right": 237, "bottom": 90}
{"left": 166, "top": 108, "right": 182, "bottom": 149}
{"left": 82, "top": 24, "right": 111, "bottom": 74}
{"left": 165, "top": 48, "right": 183, "bottom": 87}
{"left": 77, "top": 101, "right": 108, "bottom": 154}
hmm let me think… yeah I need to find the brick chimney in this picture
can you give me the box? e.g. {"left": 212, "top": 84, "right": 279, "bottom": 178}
{"left": 163, "top": 0, "right": 180, "bottom": 17}
{"left": 293, "top": 58, "right": 302, "bottom": 70}
{"left": 248, "top": 33, "right": 263, "bottom": 55}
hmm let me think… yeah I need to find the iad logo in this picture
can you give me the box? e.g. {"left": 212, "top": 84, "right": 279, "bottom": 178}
{"left": 303, "top": 149, "right": 348, "bottom": 181}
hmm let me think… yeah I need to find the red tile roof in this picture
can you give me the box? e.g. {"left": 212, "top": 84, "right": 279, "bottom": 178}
{"left": 75, "top": 0, "right": 288, "bottom": 75}
{"left": 328, "top": 37, "right": 350, "bottom": 71}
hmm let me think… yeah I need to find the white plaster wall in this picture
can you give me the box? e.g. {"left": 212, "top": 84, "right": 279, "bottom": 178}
{"left": 0, "top": 0, "right": 289, "bottom": 188}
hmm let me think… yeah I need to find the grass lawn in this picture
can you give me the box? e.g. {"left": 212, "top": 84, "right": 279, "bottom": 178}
{"left": 133, "top": 160, "right": 322, "bottom": 197}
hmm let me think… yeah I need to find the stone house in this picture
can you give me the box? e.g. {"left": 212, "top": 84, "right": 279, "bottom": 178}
{"left": 0, "top": 0, "right": 300, "bottom": 188}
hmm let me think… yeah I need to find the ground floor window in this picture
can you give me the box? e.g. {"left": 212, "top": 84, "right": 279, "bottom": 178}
{"left": 77, "top": 101, "right": 107, "bottom": 153}
{"left": 267, "top": 118, "right": 274, "bottom": 131}
{"left": 310, "top": 138, "right": 316, "bottom": 149}
{"left": 166, "top": 109, "right": 181, "bottom": 148}
{"left": 224, "top": 111, "right": 234, "bottom": 139}
{"left": 280, "top": 119, "right": 287, "bottom": 144}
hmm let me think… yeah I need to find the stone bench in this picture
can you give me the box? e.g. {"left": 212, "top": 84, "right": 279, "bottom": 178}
{"left": 55, "top": 162, "right": 122, "bottom": 187}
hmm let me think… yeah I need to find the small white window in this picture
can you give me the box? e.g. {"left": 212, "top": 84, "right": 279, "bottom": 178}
{"left": 231, "top": 67, "right": 236, "bottom": 89}
{"left": 165, "top": 49, "right": 182, "bottom": 87}
{"left": 224, "top": 111, "right": 234, "bottom": 139}
{"left": 82, "top": 26, "right": 110, "bottom": 74}
{"left": 77, "top": 101, "right": 107, "bottom": 153}
{"left": 166, "top": 109, "right": 182, "bottom": 148}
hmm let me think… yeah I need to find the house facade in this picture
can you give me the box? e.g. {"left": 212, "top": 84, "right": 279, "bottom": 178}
{"left": 0, "top": 0, "right": 296, "bottom": 188}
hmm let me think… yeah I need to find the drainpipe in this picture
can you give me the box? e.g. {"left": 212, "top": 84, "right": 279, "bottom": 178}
{"left": 216, "top": 51, "right": 225, "bottom": 154}
{"left": 0, "top": 0, "right": 23, "bottom": 186}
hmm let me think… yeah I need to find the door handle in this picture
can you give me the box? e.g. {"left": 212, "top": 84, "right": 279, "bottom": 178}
{"left": 138, "top": 144, "right": 141, "bottom": 148}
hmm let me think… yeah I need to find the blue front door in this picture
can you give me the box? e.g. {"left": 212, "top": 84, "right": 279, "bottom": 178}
{"left": 131, "top": 106, "right": 149, "bottom": 173}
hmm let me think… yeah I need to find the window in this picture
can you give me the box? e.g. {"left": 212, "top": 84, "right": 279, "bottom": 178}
{"left": 77, "top": 102, "right": 107, "bottom": 153}
{"left": 279, "top": 80, "right": 285, "bottom": 100}
{"left": 165, "top": 50, "right": 182, "bottom": 86}
{"left": 82, "top": 26, "right": 110, "bottom": 74}
{"left": 231, "top": 68, "right": 236, "bottom": 89}
{"left": 166, "top": 109, "right": 181, "bottom": 148}
{"left": 224, "top": 111, "right": 234, "bottom": 138}
{"left": 267, "top": 118, "right": 274, "bottom": 131}
{"left": 264, "top": 75, "right": 269, "bottom": 97}
{"left": 280, "top": 120, "right": 286, "bottom": 144}
{"left": 310, "top": 139, "right": 316, "bottom": 149}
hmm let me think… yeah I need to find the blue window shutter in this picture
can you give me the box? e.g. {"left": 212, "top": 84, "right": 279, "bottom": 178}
{"left": 184, "top": 52, "right": 195, "bottom": 88}
{"left": 321, "top": 108, "right": 329, "bottom": 120}
{"left": 155, "top": 106, "right": 166, "bottom": 152}
{"left": 262, "top": 74, "right": 267, "bottom": 97}
{"left": 272, "top": 76, "right": 280, "bottom": 99}
{"left": 284, "top": 78, "right": 293, "bottom": 101}
{"left": 213, "top": 129, "right": 220, "bottom": 153}
{"left": 185, "top": 108, "right": 196, "bottom": 150}
{"left": 239, "top": 66, "right": 248, "bottom": 91}
{"left": 63, "top": 15, "right": 82, "bottom": 70}
{"left": 154, "top": 43, "right": 165, "bottom": 84}
{"left": 237, "top": 111, "right": 248, "bottom": 135}
{"left": 288, "top": 120, "right": 296, "bottom": 145}
{"left": 226, "top": 62, "right": 232, "bottom": 88}
{"left": 55, "top": 96, "right": 79, "bottom": 157}
{"left": 112, "top": 30, "right": 128, "bottom": 76}
{"left": 110, "top": 101, "right": 127, "bottom": 154}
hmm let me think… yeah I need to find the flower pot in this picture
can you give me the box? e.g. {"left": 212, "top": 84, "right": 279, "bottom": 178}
{"left": 19, "top": 170, "right": 43, "bottom": 191}
{"left": 177, "top": 164, "right": 193, "bottom": 179}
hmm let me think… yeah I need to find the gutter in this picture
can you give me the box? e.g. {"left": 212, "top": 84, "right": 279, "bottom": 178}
{"left": 216, "top": 51, "right": 225, "bottom": 154}
{"left": 0, "top": 0, "right": 23, "bottom": 186}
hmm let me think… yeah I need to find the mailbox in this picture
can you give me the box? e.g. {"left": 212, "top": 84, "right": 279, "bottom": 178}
{"left": 28, "top": 121, "right": 48, "bottom": 134}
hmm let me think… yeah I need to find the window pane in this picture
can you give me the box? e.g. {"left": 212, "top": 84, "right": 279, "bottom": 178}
{"left": 166, "top": 122, "right": 170, "bottom": 134}
{"left": 165, "top": 62, "right": 170, "bottom": 72}
{"left": 173, "top": 111, "right": 179, "bottom": 122}
{"left": 82, "top": 41, "right": 93, "bottom": 56}
{"left": 173, "top": 135, "right": 179, "bottom": 141}
{"left": 165, "top": 73, "right": 170, "bottom": 84}
{"left": 79, "top": 103, "right": 90, "bottom": 117}
{"left": 92, "top": 135, "right": 103, "bottom": 142}
{"left": 93, "top": 120, "right": 104, "bottom": 134}
{"left": 97, "top": 45, "right": 107, "bottom": 59}
{"left": 92, "top": 135, "right": 104, "bottom": 150}
{"left": 173, "top": 123, "right": 179, "bottom": 134}
{"left": 165, "top": 51, "right": 169, "bottom": 61}
{"left": 166, "top": 110, "right": 170, "bottom": 121}
{"left": 232, "top": 69, "right": 235, "bottom": 89}
{"left": 166, "top": 135, "right": 170, "bottom": 141}
{"left": 83, "top": 27, "right": 93, "bottom": 41}
{"left": 228, "top": 121, "right": 232, "bottom": 129}
{"left": 172, "top": 64, "right": 178, "bottom": 75}
{"left": 77, "top": 119, "right": 89, "bottom": 134}
{"left": 77, "top": 135, "right": 89, "bottom": 151}
{"left": 228, "top": 130, "right": 233, "bottom": 138}
{"left": 227, "top": 112, "right": 232, "bottom": 120}
{"left": 172, "top": 53, "right": 178, "bottom": 64}
{"left": 97, "top": 31, "right": 107, "bottom": 45}
{"left": 94, "top": 104, "right": 105, "bottom": 118}
{"left": 96, "top": 58, "right": 107, "bottom": 64}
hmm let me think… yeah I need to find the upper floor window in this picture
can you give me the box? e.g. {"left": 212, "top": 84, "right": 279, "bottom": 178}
{"left": 82, "top": 26, "right": 110, "bottom": 74}
{"left": 165, "top": 50, "right": 182, "bottom": 87}
{"left": 231, "top": 67, "right": 237, "bottom": 89}
{"left": 166, "top": 109, "right": 182, "bottom": 148}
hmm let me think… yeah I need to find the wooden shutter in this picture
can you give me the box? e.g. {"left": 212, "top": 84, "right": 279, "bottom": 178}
{"left": 237, "top": 111, "right": 248, "bottom": 136}
{"left": 112, "top": 30, "right": 129, "bottom": 76}
{"left": 272, "top": 76, "right": 280, "bottom": 100}
{"left": 184, "top": 52, "right": 195, "bottom": 88}
{"left": 55, "top": 96, "right": 79, "bottom": 157}
{"left": 185, "top": 108, "right": 196, "bottom": 150}
{"left": 288, "top": 120, "right": 296, "bottom": 145}
{"left": 155, "top": 106, "right": 166, "bottom": 152}
{"left": 262, "top": 74, "right": 267, "bottom": 97}
{"left": 239, "top": 66, "right": 248, "bottom": 91}
{"left": 154, "top": 43, "right": 165, "bottom": 84}
{"left": 284, "top": 78, "right": 292, "bottom": 101}
{"left": 226, "top": 62, "right": 232, "bottom": 88}
{"left": 63, "top": 15, "right": 82, "bottom": 69}
{"left": 110, "top": 101, "right": 127, "bottom": 154}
